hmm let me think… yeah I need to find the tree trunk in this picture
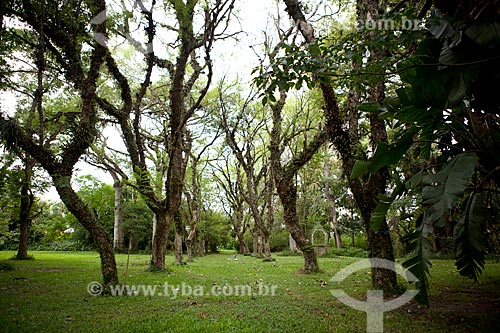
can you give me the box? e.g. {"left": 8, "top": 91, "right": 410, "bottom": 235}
{"left": 351, "top": 179, "right": 398, "bottom": 292}
{"left": 263, "top": 176, "right": 275, "bottom": 261}
{"left": 236, "top": 232, "right": 249, "bottom": 255}
{"left": 53, "top": 174, "right": 118, "bottom": 287}
{"left": 150, "top": 211, "right": 170, "bottom": 271}
{"left": 328, "top": 191, "right": 342, "bottom": 249}
{"left": 16, "top": 183, "right": 33, "bottom": 260}
{"left": 303, "top": 247, "right": 319, "bottom": 272}
{"left": 257, "top": 234, "right": 263, "bottom": 257}
{"left": 174, "top": 218, "right": 184, "bottom": 265}
{"left": 289, "top": 233, "right": 298, "bottom": 253}
{"left": 367, "top": 221, "right": 398, "bottom": 292}
{"left": 16, "top": 157, "right": 35, "bottom": 260}
{"left": 277, "top": 182, "right": 319, "bottom": 272}
{"left": 323, "top": 162, "right": 342, "bottom": 249}
{"left": 113, "top": 180, "right": 125, "bottom": 252}
{"left": 197, "top": 237, "right": 205, "bottom": 257}
{"left": 282, "top": 0, "right": 397, "bottom": 292}
{"left": 186, "top": 227, "right": 196, "bottom": 261}
{"left": 263, "top": 232, "right": 272, "bottom": 260}
{"left": 252, "top": 231, "right": 258, "bottom": 257}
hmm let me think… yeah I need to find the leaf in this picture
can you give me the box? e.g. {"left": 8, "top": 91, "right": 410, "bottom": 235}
{"left": 422, "top": 153, "right": 477, "bottom": 227}
{"left": 393, "top": 105, "right": 429, "bottom": 123}
{"left": 402, "top": 213, "right": 432, "bottom": 306}
{"left": 350, "top": 127, "right": 418, "bottom": 179}
{"left": 370, "top": 181, "right": 406, "bottom": 231}
{"left": 396, "top": 88, "right": 411, "bottom": 106}
{"left": 465, "top": 22, "right": 500, "bottom": 47}
{"left": 358, "top": 102, "right": 386, "bottom": 113}
{"left": 454, "top": 193, "right": 486, "bottom": 281}
{"left": 405, "top": 171, "right": 423, "bottom": 189}
{"left": 350, "top": 160, "right": 372, "bottom": 179}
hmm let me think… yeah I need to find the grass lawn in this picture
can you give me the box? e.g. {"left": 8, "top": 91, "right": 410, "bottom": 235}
{"left": 0, "top": 251, "right": 499, "bottom": 332}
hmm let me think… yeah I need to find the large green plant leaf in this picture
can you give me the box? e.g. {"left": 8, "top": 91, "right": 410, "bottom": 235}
{"left": 370, "top": 181, "right": 406, "bottom": 231}
{"left": 454, "top": 193, "right": 486, "bottom": 281}
{"left": 350, "top": 127, "right": 419, "bottom": 179}
{"left": 422, "top": 153, "right": 477, "bottom": 227}
{"left": 465, "top": 22, "right": 500, "bottom": 47}
{"left": 402, "top": 213, "right": 433, "bottom": 306}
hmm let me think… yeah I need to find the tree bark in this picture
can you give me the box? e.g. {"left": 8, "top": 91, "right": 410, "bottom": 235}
{"left": 113, "top": 180, "right": 125, "bottom": 252}
{"left": 263, "top": 233, "right": 272, "bottom": 260}
{"left": 174, "top": 215, "right": 184, "bottom": 265}
{"left": 289, "top": 233, "right": 298, "bottom": 253}
{"left": 252, "top": 230, "right": 259, "bottom": 257}
{"left": 282, "top": 0, "right": 397, "bottom": 291}
{"left": 323, "top": 162, "right": 342, "bottom": 249}
{"left": 16, "top": 157, "right": 35, "bottom": 260}
{"left": 198, "top": 238, "right": 205, "bottom": 257}
{"left": 53, "top": 174, "right": 118, "bottom": 287}
{"left": 16, "top": 183, "right": 33, "bottom": 260}
{"left": 277, "top": 180, "right": 319, "bottom": 272}
{"left": 268, "top": 88, "right": 327, "bottom": 272}
{"left": 150, "top": 211, "right": 170, "bottom": 270}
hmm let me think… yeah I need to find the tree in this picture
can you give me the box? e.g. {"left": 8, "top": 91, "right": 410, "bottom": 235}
{"left": 219, "top": 86, "right": 276, "bottom": 260}
{"left": 0, "top": 0, "right": 118, "bottom": 288}
{"left": 87, "top": 143, "right": 130, "bottom": 253}
{"left": 354, "top": 1, "right": 500, "bottom": 304}
{"left": 323, "top": 149, "right": 342, "bottom": 249}
{"left": 269, "top": 90, "right": 327, "bottom": 272}
{"left": 213, "top": 158, "right": 249, "bottom": 255}
{"left": 269, "top": 0, "right": 398, "bottom": 291}
{"left": 15, "top": 154, "right": 35, "bottom": 259}
{"left": 93, "top": 0, "right": 235, "bottom": 271}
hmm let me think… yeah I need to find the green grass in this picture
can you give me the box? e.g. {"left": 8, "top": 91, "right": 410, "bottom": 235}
{"left": 1, "top": 251, "right": 499, "bottom": 332}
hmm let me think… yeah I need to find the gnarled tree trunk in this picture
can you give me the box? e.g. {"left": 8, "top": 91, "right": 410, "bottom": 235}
{"left": 277, "top": 180, "right": 318, "bottom": 272}
{"left": 53, "top": 174, "right": 118, "bottom": 287}
{"left": 151, "top": 210, "right": 170, "bottom": 270}
{"left": 282, "top": 0, "right": 397, "bottom": 291}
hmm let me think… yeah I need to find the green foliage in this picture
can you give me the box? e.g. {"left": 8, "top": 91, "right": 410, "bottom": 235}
{"left": 350, "top": 127, "right": 419, "bottom": 179}
{"left": 199, "top": 210, "right": 233, "bottom": 251}
{"left": 403, "top": 214, "right": 432, "bottom": 306}
{"left": 454, "top": 194, "right": 487, "bottom": 281}
{"left": 422, "top": 154, "right": 477, "bottom": 228}
{"left": 352, "top": 7, "right": 500, "bottom": 306}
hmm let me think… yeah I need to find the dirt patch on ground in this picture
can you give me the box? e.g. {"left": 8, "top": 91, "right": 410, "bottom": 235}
{"left": 428, "top": 289, "right": 500, "bottom": 314}
{"left": 399, "top": 288, "right": 500, "bottom": 332}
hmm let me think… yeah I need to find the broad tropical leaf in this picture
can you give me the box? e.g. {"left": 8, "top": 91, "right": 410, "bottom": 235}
{"left": 402, "top": 213, "right": 433, "bottom": 306}
{"left": 422, "top": 153, "right": 477, "bottom": 227}
{"left": 370, "top": 181, "right": 406, "bottom": 231}
{"left": 454, "top": 193, "right": 487, "bottom": 281}
{"left": 350, "top": 127, "right": 419, "bottom": 179}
